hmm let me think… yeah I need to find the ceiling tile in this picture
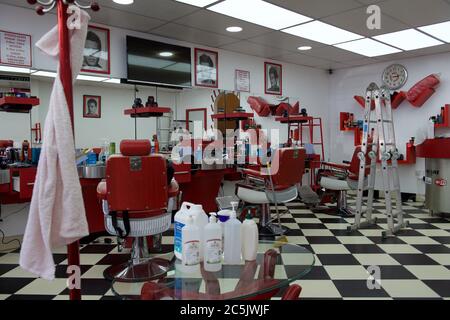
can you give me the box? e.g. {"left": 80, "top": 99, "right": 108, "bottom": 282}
{"left": 270, "top": 52, "right": 335, "bottom": 67}
{"left": 379, "top": 0, "right": 450, "bottom": 27}
{"left": 97, "top": 0, "right": 199, "bottom": 22}
{"left": 265, "top": 0, "right": 364, "bottom": 19}
{"left": 304, "top": 45, "right": 368, "bottom": 62}
{"left": 151, "top": 23, "right": 238, "bottom": 48}
{"left": 374, "top": 43, "right": 450, "bottom": 61}
{"left": 220, "top": 41, "right": 289, "bottom": 59}
{"left": 321, "top": 7, "right": 410, "bottom": 37}
{"left": 173, "top": 9, "right": 273, "bottom": 39}
{"left": 343, "top": 57, "right": 379, "bottom": 67}
{"left": 90, "top": 6, "right": 166, "bottom": 32}
{"left": 248, "top": 32, "right": 327, "bottom": 54}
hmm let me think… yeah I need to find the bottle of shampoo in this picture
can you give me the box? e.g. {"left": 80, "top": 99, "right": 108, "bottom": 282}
{"left": 241, "top": 213, "right": 258, "bottom": 261}
{"left": 223, "top": 206, "right": 242, "bottom": 265}
{"left": 181, "top": 216, "right": 200, "bottom": 273}
{"left": 204, "top": 214, "right": 222, "bottom": 272}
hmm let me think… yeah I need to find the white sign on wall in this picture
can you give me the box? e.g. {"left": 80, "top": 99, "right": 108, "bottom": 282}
{"left": 235, "top": 69, "right": 250, "bottom": 92}
{"left": 0, "top": 30, "right": 32, "bottom": 67}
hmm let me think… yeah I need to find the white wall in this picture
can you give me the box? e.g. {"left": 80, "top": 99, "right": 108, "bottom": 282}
{"left": 0, "top": 3, "right": 330, "bottom": 156}
{"left": 329, "top": 51, "right": 450, "bottom": 194}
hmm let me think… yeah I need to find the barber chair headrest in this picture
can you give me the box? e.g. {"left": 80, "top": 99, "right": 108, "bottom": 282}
{"left": 0, "top": 140, "right": 14, "bottom": 148}
{"left": 120, "top": 139, "right": 151, "bottom": 156}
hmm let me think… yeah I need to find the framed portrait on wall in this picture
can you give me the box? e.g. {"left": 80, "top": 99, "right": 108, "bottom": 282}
{"left": 81, "top": 25, "right": 110, "bottom": 75}
{"left": 83, "top": 95, "right": 101, "bottom": 118}
{"left": 195, "top": 48, "right": 218, "bottom": 88}
{"left": 264, "top": 62, "right": 282, "bottom": 95}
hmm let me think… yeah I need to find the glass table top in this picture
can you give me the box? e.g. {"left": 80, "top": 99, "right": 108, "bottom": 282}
{"left": 111, "top": 240, "right": 315, "bottom": 300}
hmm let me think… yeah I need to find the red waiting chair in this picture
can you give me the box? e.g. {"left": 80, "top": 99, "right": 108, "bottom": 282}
{"left": 236, "top": 148, "right": 306, "bottom": 236}
{"left": 97, "top": 139, "right": 178, "bottom": 282}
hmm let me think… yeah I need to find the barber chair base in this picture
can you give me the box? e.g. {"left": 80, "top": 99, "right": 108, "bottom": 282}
{"left": 312, "top": 206, "right": 355, "bottom": 217}
{"left": 103, "top": 258, "right": 171, "bottom": 283}
{"left": 259, "top": 223, "right": 290, "bottom": 238}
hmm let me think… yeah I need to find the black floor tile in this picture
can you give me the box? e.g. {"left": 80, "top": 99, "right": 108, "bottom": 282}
{"left": 319, "top": 218, "right": 347, "bottom": 224}
{"left": 52, "top": 254, "right": 68, "bottom": 265}
{"left": 284, "top": 229, "right": 304, "bottom": 236}
{"left": 409, "top": 224, "right": 439, "bottom": 230}
{"left": 316, "top": 254, "right": 361, "bottom": 266}
{"left": 294, "top": 266, "right": 330, "bottom": 280}
{"left": 344, "top": 244, "right": 385, "bottom": 254}
{"left": 298, "top": 224, "right": 327, "bottom": 229}
{"left": 329, "top": 230, "right": 364, "bottom": 237}
{"left": 61, "top": 279, "right": 111, "bottom": 296}
{"left": 80, "top": 244, "right": 117, "bottom": 254}
{"left": 333, "top": 280, "right": 390, "bottom": 298}
{"left": 290, "top": 214, "right": 316, "bottom": 219}
{"left": 0, "top": 264, "right": 18, "bottom": 276}
{"left": 6, "top": 294, "right": 56, "bottom": 300}
{"left": 412, "top": 245, "right": 450, "bottom": 254}
{"left": 54, "top": 264, "right": 92, "bottom": 279}
{"left": 0, "top": 278, "right": 35, "bottom": 294}
{"left": 97, "top": 254, "right": 130, "bottom": 266}
{"left": 390, "top": 254, "right": 439, "bottom": 266}
{"left": 430, "top": 237, "right": 450, "bottom": 245}
{"left": 395, "top": 229, "right": 425, "bottom": 237}
{"left": 423, "top": 280, "right": 450, "bottom": 297}
{"left": 368, "top": 237, "right": 407, "bottom": 245}
{"left": 305, "top": 237, "right": 341, "bottom": 244}
{"left": 365, "top": 265, "right": 417, "bottom": 279}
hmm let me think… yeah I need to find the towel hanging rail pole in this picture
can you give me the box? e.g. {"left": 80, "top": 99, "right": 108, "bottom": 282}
{"left": 27, "top": 0, "right": 100, "bottom": 301}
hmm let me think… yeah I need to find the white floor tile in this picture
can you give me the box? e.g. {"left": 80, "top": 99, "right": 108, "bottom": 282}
{"left": 310, "top": 244, "right": 350, "bottom": 254}
{"left": 324, "top": 265, "right": 369, "bottom": 280}
{"left": 377, "top": 244, "right": 421, "bottom": 254}
{"left": 302, "top": 229, "right": 334, "bottom": 237}
{"left": 0, "top": 266, "right": 37, "bottom": 278}
{"left": 59, "top": 254, "right": 106, "bottom": 265}
{"left": 324, "top": 223, "right": 349, "bottom": 230}
{"left": 16, "top": 278, "right": 68, "bottom": 295}
{"left": 416, "top": 229, "right": 450, "bottom": 237}
{"left": 405, "top": 266, "right": 450, "bottom": 280}
{"left": 0, "top": 294, "right": 10, "bottom": 300}
{"left": 294, "top": 218, "right": 322, "bottom": 224}
{"left": 0, "top": 253, "right": 20, "bottom": 264}
{"left": 353, "top": 254, "right": 400, "bottom": 266}
{"left": 81, "top": 265, "right": 109, "bottom": 279}
{"left": 397, "top": 237, "right": 440, "bottom": 245}
{"left": 293, "top": 280, "right": 341, "bottom": 298}
{"left": 337, "top": 236, "right": 374, "bottom": 245}
{"left": 284, "top": 236, "right": 309, "bottom": 245}
{"left": 359, "top": 230, "right": 384, "bottom": 237}
{"left": 427, "top": 254, "right": 450, "bottom": 266}
{"left": 381, "top": 280, "right": 439, "bottom": 298}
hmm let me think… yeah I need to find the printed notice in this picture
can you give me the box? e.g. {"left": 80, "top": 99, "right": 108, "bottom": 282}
{"left": 235, "top": 69, "right": 250, "bottom": 92}
{"left": 0, "top": 31, "right": 32, "bottom": 67}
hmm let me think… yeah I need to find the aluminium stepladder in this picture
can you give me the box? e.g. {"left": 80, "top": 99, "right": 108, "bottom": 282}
{"left": 348, "top": 83, "right": 409, "bottom": 238}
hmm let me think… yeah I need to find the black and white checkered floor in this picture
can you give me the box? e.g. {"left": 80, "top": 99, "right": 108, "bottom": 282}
{"left": 1, "top": 197, "right": 449, "bottom": 300}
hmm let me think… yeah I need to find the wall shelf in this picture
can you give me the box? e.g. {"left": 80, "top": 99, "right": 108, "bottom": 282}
{"left": 0, "top": 96, "right": 40, "bottom": 113}
{"left": 124, "top": 106, "right": 171, "bottom": 118}
{"left": 211, "top": 112, "right": 254, "bottom": 121}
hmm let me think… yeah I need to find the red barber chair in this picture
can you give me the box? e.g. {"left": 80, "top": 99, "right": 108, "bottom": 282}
{"left": 318, "top": 145, "right": 370, "bottom": 217}
{"left": 281, "top": 284, "right": 303, "bottom": 300}
{"left": 97, "top": 139, "right": 178, "bottom": 282}
{"left": 236, "top": 148, "right": 306, "bottom": 236}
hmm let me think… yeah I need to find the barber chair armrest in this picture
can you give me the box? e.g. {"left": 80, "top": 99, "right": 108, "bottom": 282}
{"left": 96, "top": 180, "right": 107, "bottom": 201}
{"left": 242, "top": 168, "right": 268, "bottom": 178}
{"left": 321, "top": 162, "right": 350, "bottom": 171}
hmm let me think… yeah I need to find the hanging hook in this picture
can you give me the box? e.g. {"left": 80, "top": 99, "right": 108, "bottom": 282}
{"left": 27, "top": 0, "right": 99, "bottom": 15}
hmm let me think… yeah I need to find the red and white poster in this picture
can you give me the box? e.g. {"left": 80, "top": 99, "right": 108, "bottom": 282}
{"left": 235, "top": 69, "right": 250, "bottom": 92}
{"left": 0, "top": 30, "right": 32, "bottom": 67}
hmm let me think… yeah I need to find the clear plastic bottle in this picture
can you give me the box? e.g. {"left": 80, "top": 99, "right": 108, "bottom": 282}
{"left": 223, "top": 204, "right": 242, "bottom": 265}
{"left": 181, "top": 215, "right": 201, "bottom": 273}
{"left": 204, "top": 214, "right": 222, "bottom": 272}
{"left": 241, "top": 213, "right": 258, "bottom": 261}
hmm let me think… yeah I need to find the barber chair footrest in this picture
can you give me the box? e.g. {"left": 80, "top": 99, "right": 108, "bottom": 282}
{"left": 259, "top": 223, "right": 290, "bottom": 238}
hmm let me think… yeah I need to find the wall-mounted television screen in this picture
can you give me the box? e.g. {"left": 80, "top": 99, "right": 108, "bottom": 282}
{"left": 126, "top": 36, "right": 192, "bottom": 87}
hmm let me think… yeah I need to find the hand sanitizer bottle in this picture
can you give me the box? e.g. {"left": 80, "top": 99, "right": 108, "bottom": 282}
{"left": 223, "top": 202, "right": 242, "bottom": 265}
{"left": 204, "top": 214, "right": 222, "bottom": 272}
{"left": 242, "top": 213, "right": 258, "bottom": 261}
{"left": 181, "top": 215, "right": 200, "bottom": 273}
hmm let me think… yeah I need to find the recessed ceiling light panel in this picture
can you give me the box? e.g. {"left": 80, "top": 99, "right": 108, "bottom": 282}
{"left": 175, "top": 0, "right": 218, "bottom": 7}
{"left": 208, "top": 0, "right": 312, "bottom": 30}
{"left": 297, "top": 46, "right": 312, "bottom": 51}
{"left": 226, "top": 26, "right": 243, "bottom": 32}
{"left": 418, "top": 21, "right": 450, "bottom": 43}
{"left": 282, "top": 21, "right": 363, "bottom": 45}
{"left": 112, "top": 0, "right": 134, "bottom": 5}
{"left": 334, "top": 38, "right": 402, "bottom": 57}
{"left": 159, "top": 52, "right": 174, "bottom": 57}
{"left": 374, "top": 29, "right": 444, "bottom": 51}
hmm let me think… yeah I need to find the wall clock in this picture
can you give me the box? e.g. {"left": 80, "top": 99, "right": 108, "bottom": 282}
{"left": 382, "top": 64, "right": 408, "bottom": 90}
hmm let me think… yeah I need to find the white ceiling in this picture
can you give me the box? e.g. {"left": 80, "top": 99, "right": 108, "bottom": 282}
{"left": 2, "top": 0, "right": 450, "bottom": 70}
